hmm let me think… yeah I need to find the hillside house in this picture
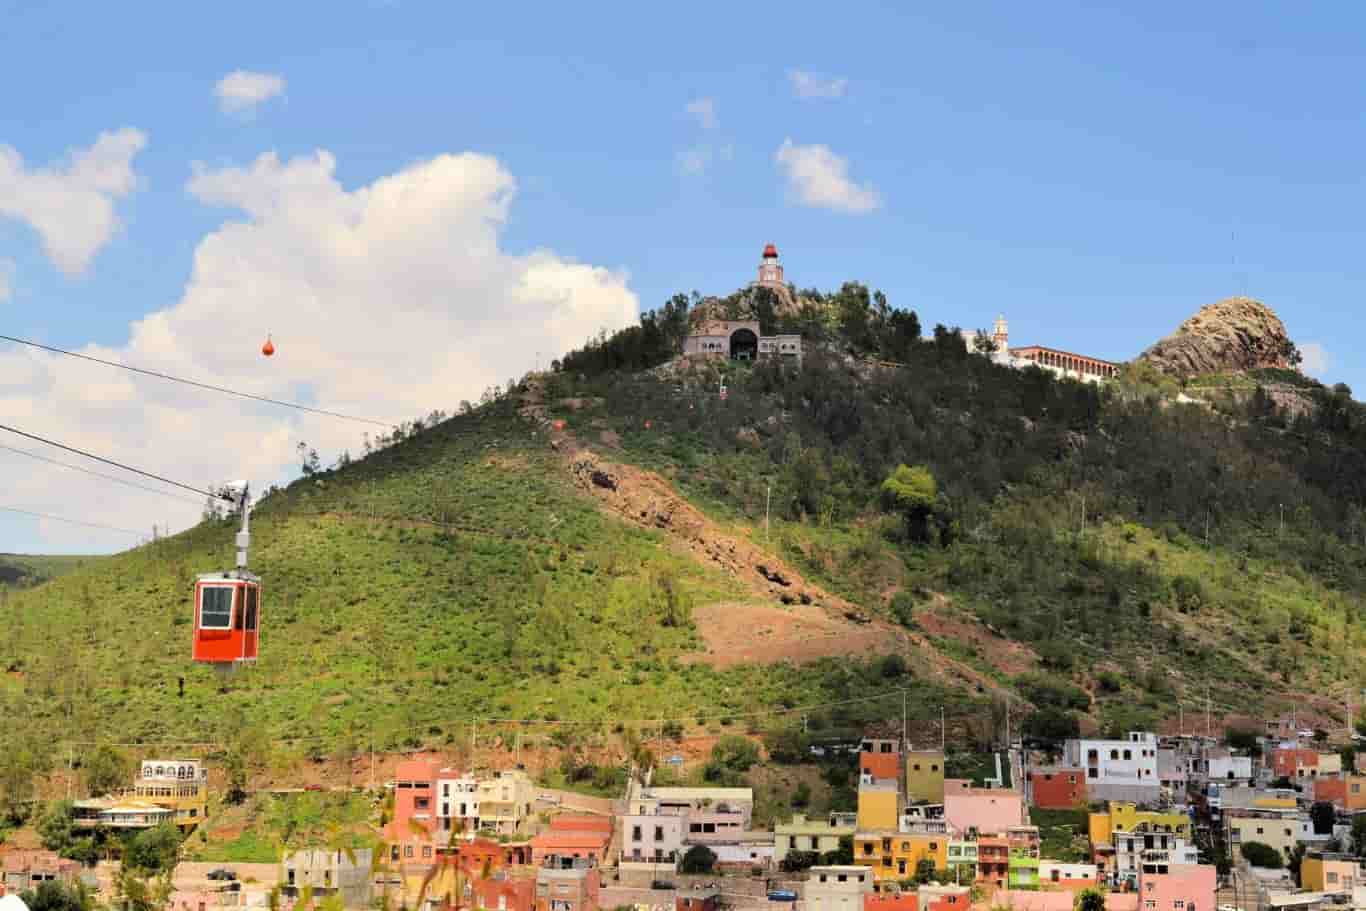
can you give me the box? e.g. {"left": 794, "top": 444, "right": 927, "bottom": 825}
{"left": 775, "top": 812, "right": 858, "bottom": 866}
{"left": 854, "top": 832, "right": 947, "bottom": 881}
{"left": 806, "top": 866, "right": 875, "bottom": 911}
{"left": 531, "top": 816, "right": 613, "bottom": 867}
{"left": 1063, "top": 733, "right": 1161, "bottom": 804}
{"left": 942, "top": 786, "right": 1025, "bottom": 838}
{"left": 0, "top": 852, "right": 80, "bottom": 892}
{"left": 906, "top": 752, "right": 945, "bottom": 805}
{"left": 534, "top": 863, "right": 599, "bottom": 911}
{"left": 1300, "top": 853, "right": 1360, "bottom": 895}
{"left": 1024, "top": 768, "right": 1086, "bottom": 810}
{"left": 283, "top": 848, "right": 373, "bottom": 910}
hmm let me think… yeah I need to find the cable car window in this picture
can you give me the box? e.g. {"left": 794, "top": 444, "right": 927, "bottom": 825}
{"left": 234, "top": 593, "right": 245, "bottom": 631}
{"left": 244, "top": 586, "right": 258, "bottom": 631}
{"left": 200, "top": 586, "right": 234, "bottom": 629}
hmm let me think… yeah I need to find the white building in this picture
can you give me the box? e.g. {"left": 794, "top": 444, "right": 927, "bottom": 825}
{"left": 283, "top": 848, "right": 373, "bottom": 909}
{"left": 1064, "top": 733, "right": 1161, "bottom": 803}
{"left": 435, "top": 770, "right": 479, "bottom": 837}
{"left": 619, "top": 780, "right": 755, "bottom": 872}
{"left": 620, "top": 813, "right": 685, "bottom": 868}
{"left": 806, "top": 867, "right": 875, "bottom": 911}
{"left": 1039, "top": 861, "right": 1099, "bottom": 886}
{"left": 1112, "top": 832, "right": 1199, "bottom": 886}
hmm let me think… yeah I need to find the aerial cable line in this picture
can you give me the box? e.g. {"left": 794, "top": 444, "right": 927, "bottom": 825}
{"left": 0, "top": 333, "right": 392, "bottom": 428}
{"left": 0, "top": 505, "right": 144, "bottom": 537}
{"left": 0, "top": 443, "right": 204, "bottom": 507}
{"left": 0, "top": 422, "right": 232, "bottom": 502}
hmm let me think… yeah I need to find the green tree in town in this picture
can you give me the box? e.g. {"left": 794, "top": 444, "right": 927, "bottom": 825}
{"left": 1351, "top": 815, "right": 1366, "bottom": 858}
{"left": 704, "top": 735, "right": 760, "bottom": 784}
{"left": 681, "top": 845, "right": 717, "bottom": 874}
{"left": 1240, "top": 841, "right": 1283, "bottom": 869}
{"left": 1075, "top": 889, "right": 1106, "bottom": 911}
{"left": 22, "top": 880, "right": 93, "bottom": 911}
{"left": 1310, "top": 801, "right": 1336, "bottom": 836}
{"left": 124, "top": 824, "right": 183, "bottom": 873}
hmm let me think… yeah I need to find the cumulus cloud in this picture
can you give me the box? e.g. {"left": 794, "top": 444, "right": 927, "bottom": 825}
{"left": 1298, "top": 341, "right": 1330, "bottom": 376}
{"left": 788, "top": 70, "right": 848, "bottom": 100}
{"left": 0, "top": 149, "right": 638, "bottom": 551}
{"left": 684, "top": 97, "right": 718, "bottom": 130}
{"left": 0, "top": 128, "right": 147, "bottom": 275}
{"left": 215, "top": 70, "right": 287, "bottom": 114}
{"left": 774, "top": 138, "right": 881, "bottom": 213}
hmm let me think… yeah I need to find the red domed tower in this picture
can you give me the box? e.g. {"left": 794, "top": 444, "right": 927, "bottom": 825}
{"left": 757, "top": 243, "right": 784, "bottom": 289}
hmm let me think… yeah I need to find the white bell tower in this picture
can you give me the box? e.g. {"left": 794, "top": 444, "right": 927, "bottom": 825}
{"left": 757, "top": 243, "right": 784, "bottom": 289}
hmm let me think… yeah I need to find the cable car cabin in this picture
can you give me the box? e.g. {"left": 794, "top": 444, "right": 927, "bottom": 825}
{"left": 192, "top": 572, "right": 260, "bottom": 665}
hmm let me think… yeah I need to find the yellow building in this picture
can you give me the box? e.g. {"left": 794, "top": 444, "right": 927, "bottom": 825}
{"left": 1228, "top": 815, "right": 1298, "bottom": 864}
{"left": 131, "top": 759, "right": 208, "bottom": 829}
{"left": 906, "top": 752, "right": 945, "bottom": 805}
{"left": 858, "top": 782, "right": 900, "bottom": 831}
{"left": 1301, "top": 853, "right": 1359, "bottom": 894}
{"left": 1089, "top": 802, "right": 1189, "bottom": 847}
{"left": 854, "top": 832, "right": 948, "bottom": 881}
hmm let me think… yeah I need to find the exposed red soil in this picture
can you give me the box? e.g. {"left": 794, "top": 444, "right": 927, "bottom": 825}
{"left": 914, "top": 601, "right": 1040, "bottom": 677}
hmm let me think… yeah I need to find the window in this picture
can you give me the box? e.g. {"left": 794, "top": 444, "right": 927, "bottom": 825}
{"left": 820, "top": 876, "right": 828, "bottom": 883}
{"left": 914, "top": 764, "right": 921, "bottom": 772}
{"left": 1111, "top": 750, "right": 1120, "bottom": 760}
{"left": 199, "top": 586, "right": 234, "bottom": 629}
{"left": 931, "top": 765, "right": 939, "bottom": 772}
{"left": 632, "top": 826, "right": 642, "bottom": 841}
{"left": 930, "top": 843, "right": 938, "bottom": 851}
{"left": 1328, "top": 873, "right": 1339, "bottom": 884}
{"left": 422, "top": 846, "right": 432, "bottom": 859}
{"left": 416, "top": 797, "right": 430, "bottom": 810}
{"left": 443, "top": 784, "right": 450, "bottom": 796}
{"left": 1124, "top": 750, "right": 1132, "bottom": 760}
{"left": 244, "top": 585, "right": 258, "bottom": 630}
{"left": 404, "top": 846, "right": 414, "bottom": 858}
{"left": 655, "top": 826, "right": 664, "bottom": 841}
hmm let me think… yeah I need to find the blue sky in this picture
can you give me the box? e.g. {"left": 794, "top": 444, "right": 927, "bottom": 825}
{"left": 1, "top": 0, "right": 1364, "bottom": 552}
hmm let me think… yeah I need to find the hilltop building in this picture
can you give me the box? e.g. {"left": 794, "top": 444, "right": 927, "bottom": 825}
{"left": 71, "top": 758, "right": 208, "bottom": 833}
{"left": 966, "top": 316, "right": 1120, "bottom": 383}
{"left": 682, "top": 245, "right": 803, "bottom": 363}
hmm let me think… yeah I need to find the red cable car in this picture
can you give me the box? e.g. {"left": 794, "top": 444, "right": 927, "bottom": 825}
{"left": 193, "top": 482, "right": 260, "bottom": 668}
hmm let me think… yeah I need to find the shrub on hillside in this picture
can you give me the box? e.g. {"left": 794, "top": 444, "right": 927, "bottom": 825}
{"left": 681, "top": 845, "right": 717, "bottom": 874}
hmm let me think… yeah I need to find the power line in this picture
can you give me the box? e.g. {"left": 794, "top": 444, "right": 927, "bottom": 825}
{"left": 0, "top": 422, "right": 230, "bottom": 502}
{"left": 0, "top": 505, "right": 144, "bottom": 537}
{"left": 0, "top": 333, "right": 393, "bottom": 428}
{"left": 0, "top": 443, "right": 204, "bottom": 507}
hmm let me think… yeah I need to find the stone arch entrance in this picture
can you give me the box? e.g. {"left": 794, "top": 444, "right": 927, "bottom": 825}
{"left": 729, "top": 328, "right": 758, "bottom": 361}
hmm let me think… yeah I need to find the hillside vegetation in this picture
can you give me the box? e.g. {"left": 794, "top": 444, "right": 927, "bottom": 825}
{"left": 0, "top": 554, "right": 92, "bottom": 591}
{"left": 3, "top": 282, "right": 1366, "bottom": 801}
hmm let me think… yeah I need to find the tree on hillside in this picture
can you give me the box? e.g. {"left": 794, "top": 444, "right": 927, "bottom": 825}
{"left": 114, "top": 866, "right": 173, "bottom": 911}
{"left": 38, "top": 801, "right": 76, "bottom": 855}
{"left": 881, "top": 465, "right": 940, "bottom": 545}
{"left": 704, "top": 736, "right": 760, "bottom": 785}
{"left": 83, "top": 744, "right": 129, "bottom": 797}
{"left": 972, "top": 331, "right": 997, "bottom": 355}
{"left": 1225, "top": 726, "right": 1260, "bottom": 753}
{"left": 1351, "top": 815, "right": 1366, "bottom": 857}
{"left": 681, "top": 844, "right": 717, "bottom": 875}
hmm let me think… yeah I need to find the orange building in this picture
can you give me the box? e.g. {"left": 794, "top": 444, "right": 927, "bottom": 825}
{"left": 1026, "top": 769, "right": 1086, "bottom": 810}
{"left": 862, "top": 752, "right": 903, "bottom": 782}
{"left": 865, "top": 893, "right": 918, "bottom": 911}
{"left": 473, "top": 874, "right": 536, "bottom": 911}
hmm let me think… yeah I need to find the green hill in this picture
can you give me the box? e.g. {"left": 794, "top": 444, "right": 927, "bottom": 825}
{"left": 0, "top": 553, "right": 93, "bottom": 591}
{"left": 4, "top": 284, "right": 1366, "bottom": 788}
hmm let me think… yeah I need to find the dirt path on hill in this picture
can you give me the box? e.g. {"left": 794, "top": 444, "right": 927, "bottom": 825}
{"left": 517, "top": 378, "right": 1009, "bottom": 694}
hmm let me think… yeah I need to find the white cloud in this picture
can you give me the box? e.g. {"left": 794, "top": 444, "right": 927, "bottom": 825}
{"left": 1299, "top": 341, "right": 1330, "bottom": 376}
{"left": 788, "top": 69, "right": 848, "bottom": 100}
{"left": 684, "top": 97, "right": 718, "bottom": 130}
{"left": 774, "top": 138, "right": 881, "bottom": 214}
{"left": 215, "top": 70, "right": 287, "bottom": 114}
{"left": 0, "top": 128, "right": 147, "bottom": 275}
{"left": 0, "top": 148, "right": 638, "bottom": 551}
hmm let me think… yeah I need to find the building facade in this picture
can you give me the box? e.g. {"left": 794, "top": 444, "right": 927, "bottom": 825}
{"left": 1025, "top": 768, "right": 1086, "bottom": 810}
{"left": 806, "top": 866, "right": 876, "bottom": 911}
{"left": 906, "top": 752, "right": 946, "bottom": 805}
{"left": 284, "top": 848, "right": 374, "bottom": 909}
{"left": 1064, "top": 734, "right": 1161, "bottom": 803}
{"left": 775, "top": 813, "right": 858, "bottom": 866}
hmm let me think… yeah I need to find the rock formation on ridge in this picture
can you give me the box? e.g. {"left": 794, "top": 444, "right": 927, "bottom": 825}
{"left": 1140, "top": 296, "right": 1297, "bottom": 377}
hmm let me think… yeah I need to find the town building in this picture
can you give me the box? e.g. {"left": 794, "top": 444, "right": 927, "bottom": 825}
{"left": 0, "top": 852, "right": 80, "bottom": 893}
{"left": 1024, "top": 768, "right": 1086, "bottom": 810}
{"left": 774, "top": 812, "right": 858, "bottom": 866}
{"left": 476, "top": 769, "right": 536, "bottom": 836}
{"left": 858, "top": 777, "right": 901, "bottom": 831}
{"left": 854, "top": 832, "right": 947, "bottom": 881}
{"left": 283, "top": 848, "right": 374, "bottom": 909}
{"left": 977, "top": 837, "right": 1010, "bottom": 889}
{"left": 1008, "top": 845, "right": 1040, "bottom": 890}
{"left": 1300, "top": 853, "right": 1360, "bottom": 895}
{"left": 1227, "top": 812, "right": 1301, "bottom": 864}
{"left": 1314, "top": 775, "right": 1366, "bottom": 811}
{"left": 863, "top": 892, "right": 918, "bottom": 911}
{"left": 1063, "top": 734, "right": 1161, "bottom": 804}
{"left": 531, "top": 816, "right": 613, "bottom": 868}
{"left": 1271, "top": 748, "right": 1320, "bottom": 781}
{"left": 946, "top": 841, "right": 977, "bottom": 883}
{"left": 906, "top": 752, "right": 946, "bottom": 805}
{"left": 1136, "top": 864, "right": 1215, "bottom": 911}
{"left": 71, "top": 757, "right": 209, "bottom": 833}
{"left": 620, "top": 779, "right": 754, "bottom": 872}
{"left": 677, "top": 890, "right": 721, "bottom": 911}
{"left": 71, "top": 799, "right": 175, "bottom": 830}
{"left": 806, "top": 866, "right": 876, "bottom": 911}
{"left": 942, "top": 784, "right": 1026, "bottom": 838}
{"left": 534, "top": 863, "right": 600, "bottom": 911}
{"left": 436, "top": 769, "right": 479, "bottom": 838}
{"left": 1037, "top": 861, "right": 1100, "bottom": 890}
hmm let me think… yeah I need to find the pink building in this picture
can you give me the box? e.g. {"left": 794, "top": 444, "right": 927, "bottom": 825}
{"left": 945, "top": 789, "right": 1026, "bottom": 838}
{"left": 1138, "top": 865, "right": 1215, "bottom": 911}
{"left": 386, "top": 759, "right": 439, "bottom": 863}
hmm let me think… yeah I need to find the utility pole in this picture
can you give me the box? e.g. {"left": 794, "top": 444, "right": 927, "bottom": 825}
{"left": 370, "top": 726, "right": 375, "bottom": 790}
{"left": 902, "top": 690, "right": 908, "bottom": 752}
{"left": 471, "top": 718, "right": 477, "bottom": 761}
{"left": 1206, "top": 687, "right": 1212, "bottom": 738}
{"left": 941, "top": 705, "right": 946, "bottom": 753}
{"left": 1179, "top": 703, "right": 1184, "bottom": 737}
{"left": 765, "top": 482, "right": 772, "bottom": 546}
{"left": 1279, "top": 503, "right": 1285, "bottom": 538}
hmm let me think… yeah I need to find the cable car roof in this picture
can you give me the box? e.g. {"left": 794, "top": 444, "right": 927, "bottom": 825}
{"left": 195, "top": 571, "right": 260, "bottom": 583}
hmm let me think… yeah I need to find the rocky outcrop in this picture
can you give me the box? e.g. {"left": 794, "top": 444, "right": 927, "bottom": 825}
{"left": 1140, "top": 296, "right": 1296, "bottom": 377}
